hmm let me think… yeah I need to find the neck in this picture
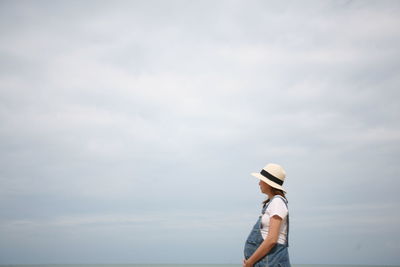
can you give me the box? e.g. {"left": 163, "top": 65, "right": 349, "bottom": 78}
{"left": 266, "top": 191, "right": 274, "bottom": 200}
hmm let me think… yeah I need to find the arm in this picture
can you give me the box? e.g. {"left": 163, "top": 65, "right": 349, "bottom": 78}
{"left": 245, "top": 215, "right": 282, "bottom": 267}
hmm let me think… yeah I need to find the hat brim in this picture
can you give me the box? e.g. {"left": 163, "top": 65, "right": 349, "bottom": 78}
{"left": 251, "top": 172, "right": 287, "bottom": 193}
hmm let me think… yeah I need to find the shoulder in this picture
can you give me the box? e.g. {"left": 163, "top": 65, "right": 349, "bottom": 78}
{"left": 268, "top": 196, "right": 288, "bottom": 211}
{"left": 267, "top": 196, "right": 288, "bottom": 218}
{"left": 271, "top": 195, "right": 287, "bottom": 205}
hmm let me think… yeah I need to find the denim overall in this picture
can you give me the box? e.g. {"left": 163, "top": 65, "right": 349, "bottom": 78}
{"left": 244, "top": 195, "right": 291, "bottom": 267}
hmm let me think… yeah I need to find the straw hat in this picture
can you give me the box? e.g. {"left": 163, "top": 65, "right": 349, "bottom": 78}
{"left": 251, "top": 163, "right": 287, "bottom": 193}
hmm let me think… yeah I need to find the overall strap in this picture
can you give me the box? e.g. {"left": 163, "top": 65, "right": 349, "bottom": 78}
{"left": 286, "top": 211, "right": 290, "bottom": 247}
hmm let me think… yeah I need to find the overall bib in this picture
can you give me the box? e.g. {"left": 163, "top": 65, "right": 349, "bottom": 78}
{"left": 244, "top": 195, "right": 291, "bottom": 267}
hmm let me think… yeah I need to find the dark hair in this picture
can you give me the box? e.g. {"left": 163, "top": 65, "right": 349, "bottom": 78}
{"left": 262, "top": 187, "right": 288, "bottom": 208}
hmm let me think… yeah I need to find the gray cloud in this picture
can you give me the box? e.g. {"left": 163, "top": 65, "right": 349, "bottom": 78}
{"left": 1, "top": 0, "right": 400, "bottom": 265}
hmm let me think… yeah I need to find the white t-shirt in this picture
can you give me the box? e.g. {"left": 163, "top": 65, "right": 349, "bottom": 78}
{"left": 260, "top": 196, "right": 288, "bottom": 244}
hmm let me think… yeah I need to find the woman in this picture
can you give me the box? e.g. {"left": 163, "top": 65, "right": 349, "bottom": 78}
{"left": 243, "top": 163, "right": 291, "bottom": 267}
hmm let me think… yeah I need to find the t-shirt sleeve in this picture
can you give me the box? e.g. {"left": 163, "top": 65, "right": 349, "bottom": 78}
{"left": 267, "top": 197, "right": 288, "bottom": 219}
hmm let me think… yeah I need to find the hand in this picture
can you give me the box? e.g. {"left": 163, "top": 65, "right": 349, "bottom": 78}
{"left": 243, "top": 258, "right": 253, "bottom": 267}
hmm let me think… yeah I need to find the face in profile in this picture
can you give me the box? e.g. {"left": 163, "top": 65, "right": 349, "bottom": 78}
{"left": 258, "top": 179, "right": 270, "bottom": 194}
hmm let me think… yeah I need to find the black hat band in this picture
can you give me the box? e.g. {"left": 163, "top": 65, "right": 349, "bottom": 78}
{"left": 260, "top": 169, "right": 283, "bottom": 186}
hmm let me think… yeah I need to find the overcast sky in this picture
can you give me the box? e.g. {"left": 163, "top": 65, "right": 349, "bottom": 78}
{"left": 1, "top": 0, "right": 400, "bottom": 265}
